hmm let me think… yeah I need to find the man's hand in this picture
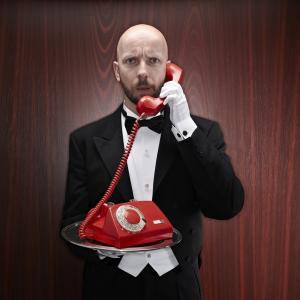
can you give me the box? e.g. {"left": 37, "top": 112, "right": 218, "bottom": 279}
{"left": 97, "top": 249, "right": 122, "bottom": 260}
{"left": 160, "top": 81, "right": 197, "bottom": 141}
{"left": 160, "top": 81, "right": 191, "bottom": 126}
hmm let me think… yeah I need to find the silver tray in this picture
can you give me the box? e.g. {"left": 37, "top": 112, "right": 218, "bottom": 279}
{"left": 61, "top": 221, "right": 182, "bottom": 255}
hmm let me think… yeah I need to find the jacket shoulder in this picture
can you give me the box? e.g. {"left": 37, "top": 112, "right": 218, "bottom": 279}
{"left": 69, "top": 106, "right": 120, "bottom": 141}
{"left": 190, "top": 114, "right": 219, "bottom": 135}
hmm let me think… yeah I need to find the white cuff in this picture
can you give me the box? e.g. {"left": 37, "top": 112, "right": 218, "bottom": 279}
{"left": 97, "top": 249, "right": 120, "bottom": 259}
{"left": 171, "top": 117, "right": 197, "bottom": 142}
{"left": 97, "top": 250, "right": 106, "bottom": 260}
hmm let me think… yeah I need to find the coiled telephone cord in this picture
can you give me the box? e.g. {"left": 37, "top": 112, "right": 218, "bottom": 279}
{"left": 79, "top": 114, "right": 144, "bottom": 238}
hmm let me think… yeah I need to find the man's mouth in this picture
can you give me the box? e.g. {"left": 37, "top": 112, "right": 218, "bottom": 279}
{"left": 137, "top": 86, "right": 151, "bottom": 90}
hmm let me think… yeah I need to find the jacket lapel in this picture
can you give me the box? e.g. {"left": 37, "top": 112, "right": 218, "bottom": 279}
{"left": 92, "top": 104, "right": 177, "bottom": 201}
{"left": 93, "top": 105, "right": 133, "bottom": 202}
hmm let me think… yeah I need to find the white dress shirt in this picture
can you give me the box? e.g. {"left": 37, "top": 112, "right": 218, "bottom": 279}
{"left": 97, "top": 101, "right": 197, "bottom": 276}
{"left": 116, "top": 103, "right": 180, "bottom": 277}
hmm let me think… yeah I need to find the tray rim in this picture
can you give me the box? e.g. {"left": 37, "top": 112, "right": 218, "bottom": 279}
{"left": 61, "top": 221, "right": 182, "bottom": 255}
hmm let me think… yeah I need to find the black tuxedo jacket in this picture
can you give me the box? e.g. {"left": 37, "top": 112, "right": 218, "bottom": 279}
{"left": 61, "top": 104, "right": 244, "bottom": 299}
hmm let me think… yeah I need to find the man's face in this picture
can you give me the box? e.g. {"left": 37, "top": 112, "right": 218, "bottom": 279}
{"left": 113, "top": 31, "right": 168, "bottom": 104}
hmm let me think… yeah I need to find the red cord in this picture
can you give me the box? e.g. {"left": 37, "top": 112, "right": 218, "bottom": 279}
{"left": 79, "top": 114, "right": 144, "bottom": 238}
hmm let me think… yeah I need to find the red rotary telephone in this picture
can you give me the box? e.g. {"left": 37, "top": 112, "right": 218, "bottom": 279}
{"left": 79, "top": 63, "right": 183, "bottom": 248}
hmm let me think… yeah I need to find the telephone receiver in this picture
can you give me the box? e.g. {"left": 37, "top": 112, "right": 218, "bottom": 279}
{"left": 78, "top": 63, "right": 183, "bottom": 249}
{"left": 136, "top": 62, "right": 183, "bottom": 117}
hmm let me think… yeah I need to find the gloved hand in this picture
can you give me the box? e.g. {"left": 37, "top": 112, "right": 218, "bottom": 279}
{"left": 97, "top": 249, "right": 122, "bottom": 260}
{"left": 160, "top": 81, "right": 191, "bottom": 126}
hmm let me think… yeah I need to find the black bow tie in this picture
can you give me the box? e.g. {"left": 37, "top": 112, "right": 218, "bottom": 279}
{"left": 121, "top": 108, "right": 165, "bottom": 134}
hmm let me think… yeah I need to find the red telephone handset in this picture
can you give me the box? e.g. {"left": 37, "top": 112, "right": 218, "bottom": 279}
{"left": 136, "top": 63, "right": 183, "bottom": 116}
{"left": 78, "top": 63, "right": 183, "bottom": 248}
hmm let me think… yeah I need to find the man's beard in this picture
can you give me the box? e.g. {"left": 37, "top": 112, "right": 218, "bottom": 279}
{"left": 120, "top": 80, "right": 164, "bottom": 104}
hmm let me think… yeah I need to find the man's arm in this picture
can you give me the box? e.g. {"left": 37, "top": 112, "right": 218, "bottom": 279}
{"left": 161, "top": 81, "right": 244, "bottom": 219}
{"left": 175, "top": 120, "right": 244, "bottom": 219}
{"left": 60, "top": 132, "right": 99, "bottom": 262}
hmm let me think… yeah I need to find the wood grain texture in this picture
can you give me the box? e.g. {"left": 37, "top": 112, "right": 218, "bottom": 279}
{"left": 0, "top": 1, "right": 299, "bottom": 299}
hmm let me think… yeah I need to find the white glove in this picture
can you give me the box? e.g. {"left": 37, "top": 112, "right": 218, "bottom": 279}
{"left": 97, "top": 249, "right": 122, "bottom": 260}
{"left": 160, "top": 81, "right": 191, "bottom": 125}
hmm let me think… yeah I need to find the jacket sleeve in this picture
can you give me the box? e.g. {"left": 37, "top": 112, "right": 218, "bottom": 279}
{"left": 175, "top": 120, "right": 244, "bottom": 219}
{"left": 60, "top": 132, "right": 99, "bottom": 262}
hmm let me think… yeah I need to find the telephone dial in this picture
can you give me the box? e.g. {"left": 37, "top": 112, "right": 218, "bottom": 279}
{"left": 79, "top": 63, "right": 183, "bottom": 249}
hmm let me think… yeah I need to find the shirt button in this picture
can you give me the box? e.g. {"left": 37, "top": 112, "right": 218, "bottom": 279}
{"left": 145, "top": 183, "right": 149, "bottom": 189}
{"left": 147, "top": 253, "right": 151, "bottom": 258}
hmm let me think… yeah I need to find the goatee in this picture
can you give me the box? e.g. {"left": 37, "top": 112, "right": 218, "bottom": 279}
{"left": 120, "top": 81, "right": 164, "bottom": 105}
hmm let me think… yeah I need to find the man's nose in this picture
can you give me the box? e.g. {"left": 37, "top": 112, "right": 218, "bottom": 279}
{"left": 137, "top": 61, "right": 148, "bottom": 80}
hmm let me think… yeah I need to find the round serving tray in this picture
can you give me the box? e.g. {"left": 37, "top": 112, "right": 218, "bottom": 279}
{"left": 61, "top": 221, "right": 182, "bottom": 255}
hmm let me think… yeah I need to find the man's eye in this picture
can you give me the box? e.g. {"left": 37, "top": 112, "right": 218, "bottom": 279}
{"left": 149, "top": 57, "right": 160, "bottom": 64}
{"left": 125, "top": 58, "right": 137, "bottom": 64}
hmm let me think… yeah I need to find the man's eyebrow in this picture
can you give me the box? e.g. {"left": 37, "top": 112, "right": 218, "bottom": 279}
{"left": 122, "top": 54, "right": 138, "bottom": 59}
{"left": 144, "top": 52, "right": 163, "bottom": 59}
{"left": 121, "top": 51, "right": 163, "bottom": 61}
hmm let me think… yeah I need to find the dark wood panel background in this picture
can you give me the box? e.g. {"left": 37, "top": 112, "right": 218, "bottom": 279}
{"left": 0, "top": 1, "right": 299, "bottom": 299}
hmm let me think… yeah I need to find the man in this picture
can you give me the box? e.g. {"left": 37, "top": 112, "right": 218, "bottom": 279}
{"left": 61, "top": 24, "right": 244, "bottom": 300}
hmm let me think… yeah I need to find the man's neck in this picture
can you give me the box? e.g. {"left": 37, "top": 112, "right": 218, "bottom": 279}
{"left": 124, "top": 97, "right": 138, "bottom": 114}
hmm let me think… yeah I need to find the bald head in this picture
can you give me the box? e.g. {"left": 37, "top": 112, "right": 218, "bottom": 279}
{"left": 116, "top": 24, "right": 168, "bottom": 61}
{"left": 113, "top": 24, "right": 170, "bottom": 111}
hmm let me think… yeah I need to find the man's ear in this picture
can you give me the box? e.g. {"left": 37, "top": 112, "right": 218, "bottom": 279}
{"left": 113, "top": 61, "right": 120, "bottom": 82}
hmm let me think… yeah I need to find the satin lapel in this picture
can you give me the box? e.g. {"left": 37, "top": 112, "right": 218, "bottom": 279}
{"left": 93, "top": 105, "right": 133, "bottom": 202}
{"left": 153, "top": 107, "right": 177, "bottom": 195}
